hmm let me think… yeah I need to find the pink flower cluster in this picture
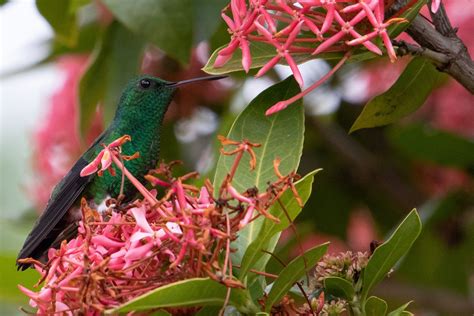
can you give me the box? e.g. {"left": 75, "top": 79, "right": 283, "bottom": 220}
{"left": 214, "top": 0, "right": 409, "bottom": 114}
{"left": 19, "top": 136, "right": 303, "bottom": 314}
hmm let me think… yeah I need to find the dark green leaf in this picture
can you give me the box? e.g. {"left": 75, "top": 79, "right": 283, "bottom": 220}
{"left": 350, "top": 58, "right": 442, "bottom": 133}
{"left": 388, "top": 0, "right": 427, "bottom": 38}
{"left": 323, "top": 276, "right": 355, "bottom": 300}
{"left": 36, "top": 0, "right": 78, "bottom": 46}
{"left": 265, "top": 243, "right": 329, "bottom": 312}
{"left": 193, "top": 0, "right": 228, "bottom": 43}
{"left": 213, "top": 76, "right": 304, "bottom": 266}
{"left": 149, "top": 311, "right": 172, "bottom": 316}
{"left": 388, "top": 124, "right": 474, "bottom": 168}
{"left": 106, "top": 278, "right": 258, "bottom": 314}
{"left": 361, "top": 209, "right": 422, "bottom": 301}
{"left": 396, "top": 195, "right": 474, "bottom": 294}
{"left": 387, "top": 302, "right": 412, "bottom": 316}
{"left": 195, "top": 306, "right": 222, "bottom": 316}
{"left": 79, "top": 22, "right": 144, "bottom": 135}
{"left": 239, "top": 170, "right": 320, "bottom": 280}
{"left": 102, "top": 0, "right": 192, "bottom": 64}
{"left": 365, "top": 296, "right": 388, "bottom": 316}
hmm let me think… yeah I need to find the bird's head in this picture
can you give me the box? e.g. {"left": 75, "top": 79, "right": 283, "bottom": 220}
{"left": 114, "top": 75, "right": 226, "bottom": 122}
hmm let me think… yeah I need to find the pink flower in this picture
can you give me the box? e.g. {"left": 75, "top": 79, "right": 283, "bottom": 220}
{"left": 30, "top": 55, "right": 103, "bottom": 211}
{"left": 214, "top": 0, "right": 258, "bottom": 72}
{"left": 431, "top": 0, "right": 441, "bottom": 12}
{"left": 215, "top": 0, "right": 410, "bottom": 115}
{"left": 20, "top": 137, "right": 304, "bottom": 314}
{"left": 80, "top": 135, "right": 132, "bottom": 177}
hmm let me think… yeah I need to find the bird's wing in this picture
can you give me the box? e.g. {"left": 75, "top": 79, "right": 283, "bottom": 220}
{"left": 17, "top": 133, "right": 106, "bottom": 270}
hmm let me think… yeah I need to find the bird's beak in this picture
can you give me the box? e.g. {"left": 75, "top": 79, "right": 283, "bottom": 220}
{"left": 167, "top": 75, "right": 228, "bottom": 88}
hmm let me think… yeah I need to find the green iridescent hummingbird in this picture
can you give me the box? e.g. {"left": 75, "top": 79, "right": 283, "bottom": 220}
{"left": 17, "top": 75, "right": 226, "bottom": 270}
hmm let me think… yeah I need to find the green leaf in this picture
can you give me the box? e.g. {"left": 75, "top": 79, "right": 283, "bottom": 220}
{"left": 388, "top": 0, "right": 427, "bottom": 38}
{"left": 361, "top": 209, "right": 422, "bottom": 302}
{"left": 388, "top": 124, "right": 474, "bottom": 168}
{"left": 79, "top": 22, "right": 144, "bottom": 136}
{"left": 149, "top": 311, "right": 172, "bottom": 316}
{"left": 195, "top": 306, "right": 222, "bottom": 316}
{"left": 265, "top": 243, "right": 329, "bottom": 312}
{"left": 387, "top": 302, "right": 412, "bottom": 316}
{"left": 69, "top": 0, "right": 90, "bottom": 13}
{"left": 323, "top": 276, "right": 355, "bottom": 300}
{"left": 350, "top": 57, "right": 442, "bottom": 133}
{"left": 0, "top": 254, "right": 38, "bottom": 303}
{"left": 239, "top": 170, "right": 320, "bottom": 280}
{"left": 193, "top": 0, "right": 228, "bottom": 43}
{"left": 36, "top": 0, "right": 78, "bottom": 47}
{"left": 106, "top": 278, "right": 258, "bottom": 314}
{"left": 213, "top": 76, "right": 304, "bottom": 266}
{"left": 102, "top": 0, "right": 192, "bottom": 64}
{"left": 365, "top": 296, "right": 388, "bottom": 316}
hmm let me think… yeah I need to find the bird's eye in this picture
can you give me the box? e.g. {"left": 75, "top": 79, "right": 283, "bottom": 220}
{"left": 139, "top": 79, "right": 151, "bottom": 89}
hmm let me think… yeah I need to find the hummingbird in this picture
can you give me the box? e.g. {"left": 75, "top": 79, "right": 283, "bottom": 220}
{"left": 17, "top": 74, "right": 226, "bottom": 270}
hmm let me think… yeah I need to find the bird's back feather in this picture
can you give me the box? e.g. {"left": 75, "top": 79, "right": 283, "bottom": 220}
{"left": 16, "top": 133, "right": 106, "bottom": 270}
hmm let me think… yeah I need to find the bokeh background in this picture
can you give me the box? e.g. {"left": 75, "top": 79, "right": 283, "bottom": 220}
{"left": 1, "top": 0, "right": 473, "bottom": 314}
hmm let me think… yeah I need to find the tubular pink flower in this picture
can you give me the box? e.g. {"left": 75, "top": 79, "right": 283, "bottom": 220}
{"left": 131, "top": 206, "right": 154, "bottom": 233}
{"left": 80, "top": 151, "right": 104, "bottom": 177}
{"left": 380, "top": 30, "right": 397, "bottom": 62}
{"left": 375, "top": 0, "right": 384, "bottom": 22}
{"left": 302, "top": 16, "right": 323, "bottom": 40}
{"left": 313, "top": 30, "right": 346, "bottom": 55}
{"left": 346, "top": 30, "right": 379, "bottom": 46}
{"left": 239, "top": 204, "right": 255, "bottom": 228}
{"left": 431, "top": 0, "right": 440, "bottom": 12}
{"left": 100, "top": 149, "right": 112, "bottom": 171}
{"left": 107, "top": 135, "right": 131, "bottom": 148}
{"left": 222, "top": 12, "right": 236, "bottom": 30}
{"left": 218, "top": 39, "right": 240, "bottom": 57}
{"left": 256, "top": 55, "right": 281, "bottom": 77}
{"left": 91, "top": 235, "right": 125, "bottom": 248}
{"left": 124, "top": 243, "right": 154, "bottom": 261}
{"left": 285, "top": 52, "right": 304, "bottom": 87}
{"left": 321, "top": 3, "right": 335, "bottom": 33}
{"left": 198, "top": 187, "right": 211, "bottom": 204}
{"left": 241, "top": 39, "right": 252, "bottom": 72}
{"left": 254, "top": 20, "right": 305, "bottom": 87}
{"left": 360, "top": 1, "right": 380, "bottom": 27}
{"left": 348, "top": 29, "right": 382, "bottom": 55}
{"left": 266, "top": 53, "right": 350, "bottom": 115}
{"left": 227, "top": 184, "right": 253, "bottom": 204}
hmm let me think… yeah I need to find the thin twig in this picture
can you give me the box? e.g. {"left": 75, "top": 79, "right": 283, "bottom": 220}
{"left": 393, "top": 40, "right": 450, "bottom": 65}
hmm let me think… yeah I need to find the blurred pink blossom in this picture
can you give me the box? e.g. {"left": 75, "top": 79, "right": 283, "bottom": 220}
{"left": 30, "top": 55, "right": 103, "bottom": 211}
